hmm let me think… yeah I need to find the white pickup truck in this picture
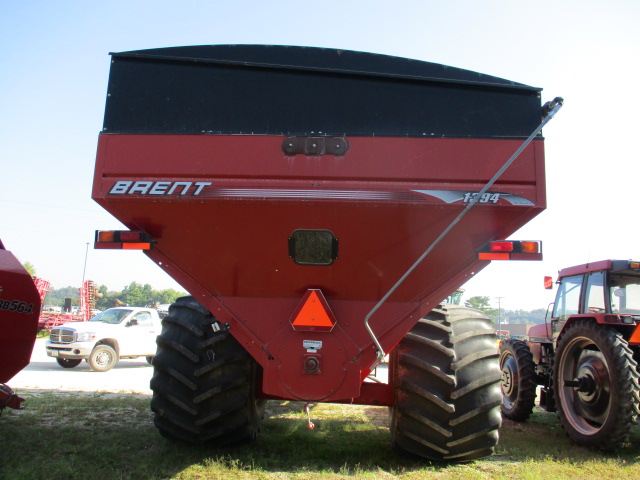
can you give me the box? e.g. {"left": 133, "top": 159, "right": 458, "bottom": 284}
{"left": 45, "top": 307, "right": 162, "bottom": 372}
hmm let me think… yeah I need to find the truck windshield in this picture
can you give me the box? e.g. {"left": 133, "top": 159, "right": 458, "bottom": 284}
{"left": 89, "top": 309, "right": 133, "bottom": 324}
{"left": 610, "top": 275, "right": 640, "bottom": 314}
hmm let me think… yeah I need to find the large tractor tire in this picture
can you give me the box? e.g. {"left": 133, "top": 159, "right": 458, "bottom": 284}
{"left": 499, "top": 339, "right": 537, "bottom": 421}
{"left": 390, "top": 305, "right": 502, "bottom": 462}
{"left": 553, "top": 319, "right": 640, "bottom": 449}
{"left": 150, "top": 296, "right": 265, "bottom": 444}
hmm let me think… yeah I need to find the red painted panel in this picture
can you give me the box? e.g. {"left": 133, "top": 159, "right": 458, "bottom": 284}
{"left": 93, "top": 133, "right": 545, "bottom": 401}
{"left": 95, "top": 134, "right": 540, "bottom": 186}
{"left": 0, "top": 245, "right": 41, "bottom": 383}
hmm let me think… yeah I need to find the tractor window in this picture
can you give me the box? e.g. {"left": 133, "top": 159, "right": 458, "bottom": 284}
{"left": 552, "top": 274, "right": 582, "bottom": 321}
{"left": 610, "top": 275, "right": 640, "bottom": 314}
{"left": 585, "top": 271, "right": 606, "bottom": 313}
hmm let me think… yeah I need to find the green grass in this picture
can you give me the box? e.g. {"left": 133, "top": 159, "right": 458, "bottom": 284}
{"left": 1, "top": 391, "right": 639, "bottom": 480}
{"left": 36, "top": 329, "right": 49, "bottom": 338}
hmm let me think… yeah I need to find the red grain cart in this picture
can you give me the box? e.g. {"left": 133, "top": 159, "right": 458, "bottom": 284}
{"left": 0, "top": 239, "right": 41, "bottom": 410}
{"left": 93, "top": 45, "right": 561, "bottom": 461}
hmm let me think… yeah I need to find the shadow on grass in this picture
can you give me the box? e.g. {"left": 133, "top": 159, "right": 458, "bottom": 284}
{"left": 496, "top": 409, "right": 640, "bottom": 462}
{"left": 2, "top": 391, "right": 639, "bottom": 480}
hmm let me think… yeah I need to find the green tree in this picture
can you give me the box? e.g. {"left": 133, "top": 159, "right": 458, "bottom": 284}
{"left": 44, "top": 283, "right": 187, "bottom": 311}
{"left": 501, "top": 308, "right": 547, "bottom": 324}
{"left": 22, "top": 261, "right": 36, "bottom": 276}
{"left": 116, "top": 282, "right": 184, "bottom": 307}
{"left": 95, "top": 285, "right": 120, "bottom": 311}
{"left": 120, "top": 282, "right": 152, "bottom": 307}
{"left": 464, "top": 296, "right": 499, "bottom": 321}
{"left": 150, "top": 288, "right": 183, "bottom": 305}
{"left": 44, "top": 286, "right": 80, "bottom": 308}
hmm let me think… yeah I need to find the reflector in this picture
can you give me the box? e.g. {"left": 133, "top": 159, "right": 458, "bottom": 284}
{"left": 97, "top": 231, "right": 115, "bottom": 242}
{"left": 628, "top": 325, "right": 640, "bottom": 345}
{"left": 521, "top": 241, "right": 540, "bottom": 253}
{"left": 490, "top": 241, "right": 514, "bottom": 252}
{"left": 119, "top": 231, "right": 143, "bottom": 242}
{"left": 290, "top": 289, "right": 336, "bottom": 332}
{"left": 478, "top": 252, "right": 510, "bottom": 260}
{"left": 122, "top": 242, "right": 151, "bottom": 250}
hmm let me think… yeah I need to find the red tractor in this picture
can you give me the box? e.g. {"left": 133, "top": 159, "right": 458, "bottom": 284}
{"left": 500, "top": 260, "right": 640, "bottom": 449}
{"left": 93, "top": 45, "right": 561, "bottom": 461}
{"left": 0, "top": 239, "right": 41, "bottom": 411}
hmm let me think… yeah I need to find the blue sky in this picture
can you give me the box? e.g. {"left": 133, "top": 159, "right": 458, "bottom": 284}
{"left": 2, "top": 1, "right": 639, "bottom": 311}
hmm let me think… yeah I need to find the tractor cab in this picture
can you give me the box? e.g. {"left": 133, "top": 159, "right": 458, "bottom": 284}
{"left": 530, "top": 260, "right": 640, "bottom": 344}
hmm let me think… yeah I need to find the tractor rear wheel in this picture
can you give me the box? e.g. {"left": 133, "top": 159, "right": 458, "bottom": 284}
{"left": 553, "top": 320, "right": 640, "bottom": 449}
{"left": 499, "top": 339, "right": 537, "bottom": 421}
{"left": 390, "top": 305, "right": 502, "bottom": 462}
{"left": 150, "top": 296, "right": 265, "bottom": 444}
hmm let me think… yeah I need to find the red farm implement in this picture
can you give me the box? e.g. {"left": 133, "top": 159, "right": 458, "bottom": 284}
{"left": 37, "top": 280, "right": 98, "bottom": 331}
{"left": 0, "top": 239, "right": 41, "bottom": 411}
{"left": 93, "top": 45, "right": 561, "bottom": 461}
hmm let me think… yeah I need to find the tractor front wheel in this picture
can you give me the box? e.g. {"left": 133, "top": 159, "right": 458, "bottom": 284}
{"left": 553, "top": 320, "right": 640, "bottom": 449}
{"left": 499, "top": 339, "right": 537, "bottom": 421}
{"left": 390, "top": 305, "right": 502, "bottom": 462}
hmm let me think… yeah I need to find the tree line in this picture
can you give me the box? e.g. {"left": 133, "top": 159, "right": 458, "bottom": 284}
{"left": 44, "top": 282, "right": 186, "bottom": 311}
{"left": 464, "top": 295, "right": 548, "bottom": 324}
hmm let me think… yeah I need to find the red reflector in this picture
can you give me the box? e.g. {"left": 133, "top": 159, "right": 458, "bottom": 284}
{"left": 122, "top": 243, "right": 151, "bottom": 250}
{"left": 119, "top": 231, "right": 143, "bottom": 242}
{"left": 630, "top": 325, "right": 640, "bottom": 344}
{"left": 479, "top": 252, "right": 510, "bottom": 260}
{"left": 290, "top": 289, "right": 336, "bottom": 332}
{"left": 490, "top": 241, "right": 514, "bottom": 252}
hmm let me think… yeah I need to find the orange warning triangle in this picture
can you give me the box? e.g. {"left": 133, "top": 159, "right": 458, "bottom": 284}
{"left": 290, "top": 289, "right": 336, "bottom": 332}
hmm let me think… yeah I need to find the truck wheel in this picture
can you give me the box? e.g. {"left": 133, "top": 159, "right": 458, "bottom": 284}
{"left": 499, "top": 339, "right": 537, "bottom": 421}
{"left": 390, "top": 305, "right": 501, "bottom": 462}
{"left": 88, "top": 345, "right": 118, "bottom": 372}
{"left": 553, "top": 320, "right": 640, "bottom": 449}
{"left": 56, "top": 358, "right": 82, "bottom": 369}
{"left": 150, "top": 296, "right": 265, "bottom": 445}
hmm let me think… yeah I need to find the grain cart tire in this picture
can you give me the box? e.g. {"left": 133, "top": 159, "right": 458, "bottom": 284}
{"left": 88, "top": 344, "right": 118, "bottom": 372}
{"left": 56, "top": 358, "right": 82, "bottom": 369}
{"left": 499, "top": 339, "right": 537, "bottom": 421}
{"left": 150, "top": 296, "right": 265, "bottom": 445}
{"left": 553, "top": 320, "right": 640, "bottom": 449}
{"left": 390, "top": 305, "right": 502, "bottom": 462}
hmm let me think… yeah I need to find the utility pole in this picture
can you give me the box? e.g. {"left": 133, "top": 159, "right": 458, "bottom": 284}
{"left": 82, "top": 242, "right": 90, "bottom": 285}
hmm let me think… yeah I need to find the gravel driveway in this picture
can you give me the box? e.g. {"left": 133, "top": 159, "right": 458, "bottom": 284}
{"left": 9, "top": 338, "right": 153, "bottom": 395}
